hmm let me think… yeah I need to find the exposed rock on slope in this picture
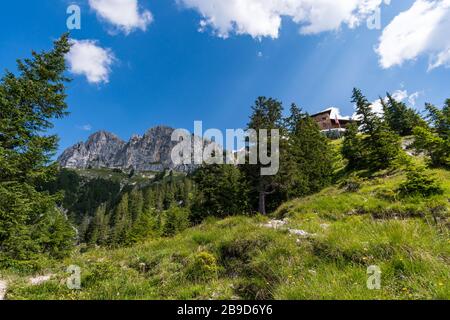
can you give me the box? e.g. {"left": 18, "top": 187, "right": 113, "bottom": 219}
{"left": 58, "top": 126, "right": 209, "bottom": 173}
{"left": 0, "top": 280, "right": 7, "bottom": 300}
{"left": 58, "top": 131, "right": 126, "bottom": 169}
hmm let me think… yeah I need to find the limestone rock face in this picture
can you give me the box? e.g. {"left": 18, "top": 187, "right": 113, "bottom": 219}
{"left": 58, "top": 131, "right": 126, "bottom": 169}
{"left": 58, "top": 126, "right": 211, "bottom": 173}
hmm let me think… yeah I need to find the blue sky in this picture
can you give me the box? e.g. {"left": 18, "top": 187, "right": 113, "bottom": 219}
{"left": 1, "top": 0, "right": 449, "bottom": 154}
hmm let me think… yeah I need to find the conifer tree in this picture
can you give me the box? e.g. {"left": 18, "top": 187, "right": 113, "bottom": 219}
{"left": 129, "top": 189, "right": 144, "bottom": 222}
{"left": 130, "top": 208, "right": 156, "bottom": 243}
{"left": 111, "top": 193, "right": 131, "bottom": 244}
{"left": 352, "top": 88, "right": 378, "bottom": 135}
{"left": 191, "top": 164, "right": 249, "bottom": 222}
{"left": 342, "top": 123, "right": 366, "bottom": 169}
{"left": 0, "top": 34, "right": 75, "bottom": 266}
{"left": 381, "top": 93, "right": 423, "bottom": 136}
{"left": 161, "top": 206, "right": 190, "bottom": 237}
{"left": 242, "top": 97, "right": 285, "bottom": 215}
{"left": 283, "top": 104, "right": 333, "bottom": 198}
{"left": 86, "top": 204, "right": 109, "bottom": 245}
{"left": 346, "top": 88, "right": 401, "bottom": 171}
{"left": 413, "top": 101, "right": 450, "bottom": 167}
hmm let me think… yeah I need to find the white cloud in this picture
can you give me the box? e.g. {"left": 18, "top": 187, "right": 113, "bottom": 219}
{"left": 408, "top": 91, "right": 423, "bottom": 107}
{"left": 66, "top": 39, "right": 115, "bottom": 84}
{"left": 89, "top": 0, "right": 153, "bottom": 34}
{"left": 370, "top": 90, "right": 422, "bottom": 115}
{"left": 352, "top": 89, "right": 422, "bottom": 120}
{"left": 178, "top": 0, "right": 385, "bottom": 38}
{"left": 376, "top": 0, "right": 450, "bottom": 70}
{"left": 77, "top": 124, "right": 93, "bottom": 131}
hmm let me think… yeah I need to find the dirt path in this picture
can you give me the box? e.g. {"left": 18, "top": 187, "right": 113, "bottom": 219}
{"left": 0, "top": 280, "right": 7, "bottom": 300}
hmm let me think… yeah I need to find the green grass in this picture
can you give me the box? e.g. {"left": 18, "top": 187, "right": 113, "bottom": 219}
{"left": 3, "top": 166, "right": 449, "bottom": 300}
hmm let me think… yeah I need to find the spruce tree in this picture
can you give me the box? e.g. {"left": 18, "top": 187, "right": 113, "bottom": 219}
{"left": 191, "top": 164, "right": 249, "bottom": 222}
{"left": 129, "top": 189, "right": 144, "bottom": 222}
{"left": 342, "top": 123, "right": 366, "bottom": 169}
{"left": 86, "top": 204, "right": 109, "bottom": 245}
{"left": 283, "top": 104, "right": 333, "bottom": 198}
{"left": 242, "top": 97, "right": 285, "bottom": 215}
{"left": 413, "top": 101, "right": 450, "bottom": 167}
{"left": 130, "top": 208, "right": 157, "bottom": 243}
{"left": 352, "top": 88, "right": 378, "bottom": 134}
{"left": 111, "top": 193, "right": 131, "bottom": 245}
{"left": 0, "top": 34, "right": 75, "bottom": 267}
{"left": 347, "top": 88, "right": 401, "bottom": 171}
{"left": 382, "top": 93, "right": 423, "bottom": 136}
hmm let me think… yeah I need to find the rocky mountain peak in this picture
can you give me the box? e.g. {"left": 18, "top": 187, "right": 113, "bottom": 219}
{"left": 87, "top": 131, "right": 124, "bottom": 144}
{"left": 58, "top": 126, "right": 198, "bottom": 173}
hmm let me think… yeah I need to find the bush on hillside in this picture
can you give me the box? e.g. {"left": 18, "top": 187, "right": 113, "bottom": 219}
{"left": 398, "top": 166, "right": 443, "bottom": 198}
{"left": 185, "top": 251, "right": 219, "bottom": 282}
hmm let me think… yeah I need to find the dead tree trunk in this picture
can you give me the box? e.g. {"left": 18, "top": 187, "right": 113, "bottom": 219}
{"left": 258, "top": 191, "right": 266, "bottom": 215}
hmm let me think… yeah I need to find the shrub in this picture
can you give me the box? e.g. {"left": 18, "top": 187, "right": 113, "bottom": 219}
{"left": 398, "top": 167, "right": 443, "bottom": 198}
{"left": 185, "top": 251, "right": 218, "bottom": 282}
{"left": 83, "top": 261, "right": 120, "bottom": 288}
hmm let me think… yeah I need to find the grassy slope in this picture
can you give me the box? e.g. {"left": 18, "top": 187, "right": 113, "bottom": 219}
{"left": 4, "top": 165, "right": 449, "bottom": 300}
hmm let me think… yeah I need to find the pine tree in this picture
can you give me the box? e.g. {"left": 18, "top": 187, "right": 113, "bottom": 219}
{"left": 413, "top": 101, "right": 450, "bottom": 168}
{"left": 352, "top": 88, "right": 378, "bottom": 135}
{"left": 284, "top": 104, "right": 334, "bottom": 197}
{"left": 382, "top": 93, "right": 423, "bottom": 136}
{"left": 369, "top": 122, "right": 402, "bottom": 169}
{"left": 78, "top": 215, "right": 91, "bottom": 243}
{"left": 347, "top": 88, "right": 401, "bottom": 171}
{"left": 143, "top": 188, "right": 157, "bottom": 212}
{"left": 111, "top": 193, "right": 131, "bottom": 245}
{"left": 33, "top": 208, "right": 76, "bottom": 259}
{"left": 128, "top": 188, "right": 144, "bottom": 222}
{"left": 161, "top": 206, "right": 190, "bottom": 237}
{"left": 191, "top": 164, "right": 249, "bottom": 222}
{"left": 86, "top": 204, "right": 109, "bottom": 245}
{"left": 242, "top": 97, "right": 284, "bottom": 215}
{"left": 0, "top": 34, "right": 75, "bottom": 267}
{"left": 424, "top": 102, "right": 450, "bottom": 138}
{"left": 342, "top": 123, "right": 366, "bottom": 169}
{"left": 130, "top": 208, "right": 157, "bottom": 242}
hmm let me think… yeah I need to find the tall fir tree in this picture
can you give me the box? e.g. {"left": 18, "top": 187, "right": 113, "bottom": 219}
{"left": 345, "top": 88, "right": 401, "bottom": 171}
{"left": 342, "top": 123, "right": 367, "bottom": 169}
{"left": 242, "top": 97, "right": 285, "bottom": 215}
{"left": 282, "top": 104, "right": 333, "bottom": 198}
{"left": 413, "top": 101, "right": 450, "bottom": 167}
{"left": 111, "top": 193, "right": 131, "bottom": 245}
{"left": 129, "top": 188, "right": 144, "bottom": 222}
{"left": 0, "top": 34, "right": 75, "bottom": 267}
{"left": 86, "top": 204, "right": 109, "bottom": 245}
{"left": 191, "top": 164, "right": 249, "bottom": 222}
{"left": 351, "top": 88, "right": 378, "bottom": 135}
{"left": 381, "top": 93, "right": 424, "bottom": 136}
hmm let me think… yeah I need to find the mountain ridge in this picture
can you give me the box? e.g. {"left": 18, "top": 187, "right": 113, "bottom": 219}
{"left": 58, "top": 125, "right": 205, "bottom": 173}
